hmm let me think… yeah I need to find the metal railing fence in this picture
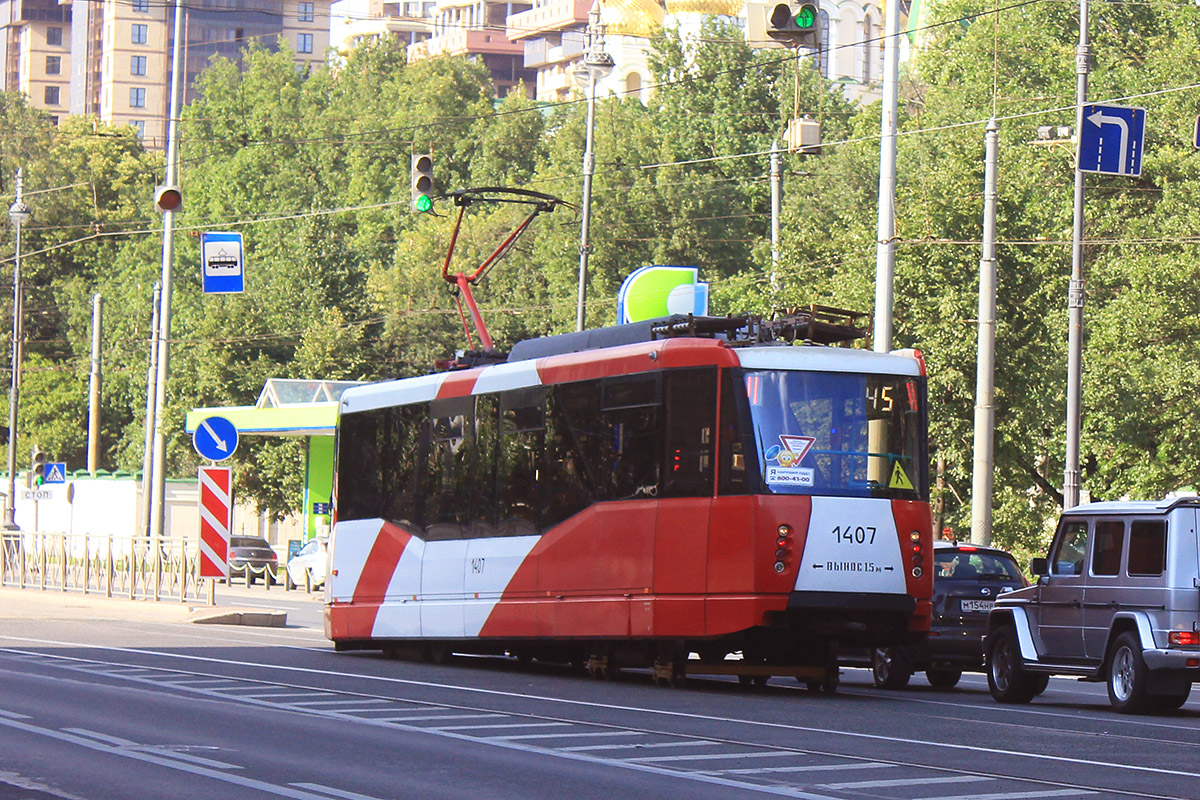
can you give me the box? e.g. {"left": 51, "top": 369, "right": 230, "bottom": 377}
{"left": 0, "top": 531, "right": 212, "bottom": 603}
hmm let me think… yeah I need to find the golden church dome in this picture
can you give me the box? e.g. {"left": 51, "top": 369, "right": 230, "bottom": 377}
{"left": 600, "top": 0, "right": 664, "bottom": 37}
{"left": 599, "top": 0, "right": 747, "bottom": 37}
{"left": 664, "top": 0, "right": 744, "bottom": 14}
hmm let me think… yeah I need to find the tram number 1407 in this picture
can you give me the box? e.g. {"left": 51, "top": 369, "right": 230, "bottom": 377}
{"left": 834, "top": 525, "right": 877, "bottom": 545}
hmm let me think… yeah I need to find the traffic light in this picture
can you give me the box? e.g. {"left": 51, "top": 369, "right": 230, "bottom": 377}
{"left": 30, "top": 447, "right": 45, "bottom": 487}
{"left": 154, "top": 184, "right": 183, "bottom": 214}
{"left": 767, "top": 2, "right": 820, "bottom": 46}
{"left": 411, "top": 154, "right": 434, "bottom": 213}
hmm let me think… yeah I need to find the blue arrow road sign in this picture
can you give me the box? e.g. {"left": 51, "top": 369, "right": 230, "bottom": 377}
{"left": 44, "top": 462, "right": 66, "bottom": 484}
{"left": 193, "top": 416, "right": 239, "bottom": 462}
{"left": 201, "top": 231, "right": 245, "bottom": 294}
{"left": 1078, "top": 104, "right": 1145, "bottom": 177}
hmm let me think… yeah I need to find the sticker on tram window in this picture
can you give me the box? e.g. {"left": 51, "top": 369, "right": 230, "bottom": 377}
{"left": 766, "top": 466, "right": 815, "bottom": 486}
{"left": 888, "top": 462, "right": 914, "bottom": 490}
{"left": 766, "top": 434, "right": 815, "bottom": 467}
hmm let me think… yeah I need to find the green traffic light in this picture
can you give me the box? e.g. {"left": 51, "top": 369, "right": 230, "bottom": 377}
{"left": 415, "top": 195, "right": 433, "bottom": 213}
{"left": 795, "top": 4, "right": 816, "bottom": 28}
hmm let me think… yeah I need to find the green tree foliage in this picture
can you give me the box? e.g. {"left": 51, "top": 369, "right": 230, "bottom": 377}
{"left": 4, "top": 5, "right": 1200, "bottom": 541}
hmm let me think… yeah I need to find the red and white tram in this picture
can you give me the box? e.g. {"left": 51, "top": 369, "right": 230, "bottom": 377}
{"left": 324, "top": 313, "right": 933, "bottom": 678}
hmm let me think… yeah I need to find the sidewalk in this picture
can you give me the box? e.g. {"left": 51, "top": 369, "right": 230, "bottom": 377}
{"left": 0, "top": 586, "right": 286, "bottom": 626}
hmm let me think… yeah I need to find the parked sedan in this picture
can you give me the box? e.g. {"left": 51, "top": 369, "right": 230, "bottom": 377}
{"left": 228, "top": 536, "right": 279, "bottom": 586}
{"left": 285, "top": 539, "right": 327, "bottom": 591}
{"left": 871, "top": 541, "right": 1027, "bottom": 689}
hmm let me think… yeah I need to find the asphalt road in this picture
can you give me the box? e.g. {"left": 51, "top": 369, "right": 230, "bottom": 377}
{"left": 0, "top": 586, "right": 1195, "bottom": 800}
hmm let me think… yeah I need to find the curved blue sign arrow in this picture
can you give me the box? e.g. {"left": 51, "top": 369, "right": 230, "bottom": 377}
{"left": 1078, "top": 104, "right": 1145, "bottom": 177}
{"left": 193, "top": 416, "right": 239, "bottom": 462}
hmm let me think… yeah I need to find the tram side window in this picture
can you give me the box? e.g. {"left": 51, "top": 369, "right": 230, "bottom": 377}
{"left": 426, "top": 395, "right": 475, "bottom": 538}
{"left": 337, "top": 404, "right": 426, "bottom": 526}
{"left": 545, "top": 381, "right": 597, "bottom": 526}
{"left": 471, "top": 394, "right": 498, "bottom": 534}
{"left": 599, "top": 374, "right": 660, "bottom": 500}
{"left": 662, "top": 368, "right": 716, "bottom": 497}
{"left": 718, "top": 369, "right": 750, "bottom": 494}
{"left": 498, "top": 387, "right": 545, "bottom": 535}
{"left": 336, "top": 411, "right": 382, "bottom": 522}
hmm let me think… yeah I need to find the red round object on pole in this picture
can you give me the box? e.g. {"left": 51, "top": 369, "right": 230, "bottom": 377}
{"left": 154, "top": 185, "right": 183, "bottom": 214}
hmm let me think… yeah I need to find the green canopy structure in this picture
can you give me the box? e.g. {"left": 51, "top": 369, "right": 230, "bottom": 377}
{"left": 186, "top": 379, "right": 365, "bottom": 539}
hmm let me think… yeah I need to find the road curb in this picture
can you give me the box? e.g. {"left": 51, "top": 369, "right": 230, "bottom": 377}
{"left": 188, "top": 607, "right": 288, "bottom": 627}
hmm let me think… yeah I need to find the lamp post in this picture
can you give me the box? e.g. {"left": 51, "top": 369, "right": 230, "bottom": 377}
{"left": 5, "top": 169, "right": 31, "bottom": 531}
{"left": 573, "top": 4, "right": 613, "bottom": 332}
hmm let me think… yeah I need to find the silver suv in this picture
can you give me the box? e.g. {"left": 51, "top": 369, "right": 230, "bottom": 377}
{"left": 984, "top": 497, "right": 1200, "bottom": 714}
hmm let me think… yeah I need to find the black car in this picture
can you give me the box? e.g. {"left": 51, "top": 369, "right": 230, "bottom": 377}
{"left": 228, "top": 536, "right": 279, "bottom": 586}
{"left": 871, "top": 541, "right": 1027, "bottom": 689}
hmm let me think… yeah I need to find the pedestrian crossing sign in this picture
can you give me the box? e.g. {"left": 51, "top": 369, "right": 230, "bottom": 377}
{"left": 44, "top": 462, "right": 67, "bottom": 484}
{"left": 888, "top": 462, "right": 914, "bottom": 491}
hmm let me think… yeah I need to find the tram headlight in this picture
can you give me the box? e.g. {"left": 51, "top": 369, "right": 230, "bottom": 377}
{"left": 777, "top": 524, "right": 792, "bottom": 537}
{"left": 773, "top": 561, "right": 786, "bottom": 573}
{"left": 912, "top": 566, "right": 923, "bottom": 578}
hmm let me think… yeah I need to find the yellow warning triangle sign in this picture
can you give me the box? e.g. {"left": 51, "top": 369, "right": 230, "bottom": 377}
{"left": 889, "top": 462, "right": 914, "bottom": 490}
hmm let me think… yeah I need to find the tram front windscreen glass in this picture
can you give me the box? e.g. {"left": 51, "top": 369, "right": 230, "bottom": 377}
{"left": 743, "top": 370, "right": 925, "bottom": 499}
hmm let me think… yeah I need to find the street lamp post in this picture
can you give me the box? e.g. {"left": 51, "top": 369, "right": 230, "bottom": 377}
{"left": 573, "top": 4, "right": 613, "bottom": 332}
{"left": 5, "top": 169, "right": 31, "bottom": 531}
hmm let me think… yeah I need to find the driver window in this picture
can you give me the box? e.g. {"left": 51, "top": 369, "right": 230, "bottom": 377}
{"left": 1050, "top": 520, "right": 1089, "bottom": 576}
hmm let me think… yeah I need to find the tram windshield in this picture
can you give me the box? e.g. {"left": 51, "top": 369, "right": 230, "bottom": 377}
{"left": 743, "top": 370, "right": 926, "bottom": 499}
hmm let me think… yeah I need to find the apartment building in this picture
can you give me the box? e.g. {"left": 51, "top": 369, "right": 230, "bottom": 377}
{"left": 3, "top": 0, "right": 329, "bottom": 148}
{"left": 334, "top": 0, "right": 438, "bottom": 54}
{"left": 1, "top": 0, "right": 71, "bottom": 119}
{"left": 407, "top": 0, "right": 535, "bottom": 97}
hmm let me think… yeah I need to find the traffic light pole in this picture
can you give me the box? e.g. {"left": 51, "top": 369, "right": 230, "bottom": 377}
{"left": 148, "top": 0, "right": 185, "bottom": 544}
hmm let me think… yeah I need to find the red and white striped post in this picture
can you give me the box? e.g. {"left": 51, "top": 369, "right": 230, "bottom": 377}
{"left": 198, "top": 466, "right": 232, "bottom": 601}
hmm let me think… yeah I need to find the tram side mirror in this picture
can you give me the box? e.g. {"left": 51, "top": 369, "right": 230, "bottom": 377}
{"left": 1030, "top": 557, "right": 1048, "bottom": 577}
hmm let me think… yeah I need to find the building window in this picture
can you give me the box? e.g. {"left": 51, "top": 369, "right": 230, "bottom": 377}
{"left": 130, "top": 87, "right": 146, "bottom": 108}
{"left": 132, "top": 0, "right": 150, "bottom": 10}
{"left": 133, "top": 120, "right": 146, "bottom": 139}
{"left": 131, "top": 55, "right": 147, "bottom": 76}
{"left": 298, "top": 1, "right": 314, "bottom": 21}
{"left": 818, "top": 10, "right": 830, "bottom": 78}
{"left": 45, "top": 55, "right": 61, "bottom": 75}
{"left": 44, "top": 86, "right": 60, "bottom": 105}
{"left": 297, "top": 32, "right": 313, "bottom": 53}
{"left": 46, "top": 27, "right": 62, "bottom": 46}
{"left": 132, "top": 24, "right": 148, "bottom": 44}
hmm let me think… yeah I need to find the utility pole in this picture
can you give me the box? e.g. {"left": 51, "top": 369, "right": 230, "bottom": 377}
{"left": 873, "top": 0, "right": 901, "bottom": 353}
{"left": 971, "top": 119, "right": 999, "bottom": 546}
{"left": 87, "top": 294, "right": 102, "bottom": 474}
{"left": 573, "top": 2, "right": 612, "bottom": 332}
{"left": 141, "top": 282, "right": 161, "bottom": 538}
{"left": 1063, "top": 0, "right": 1091, "bottom": 509}
{"left": 770, "top": 138, "right": 782, "bottom": 290}
{"left": 5, "top": 168, "right": 31, "bottom": 531}
{"left": 148, "top": 0, "right": 185, "bottom": 543}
